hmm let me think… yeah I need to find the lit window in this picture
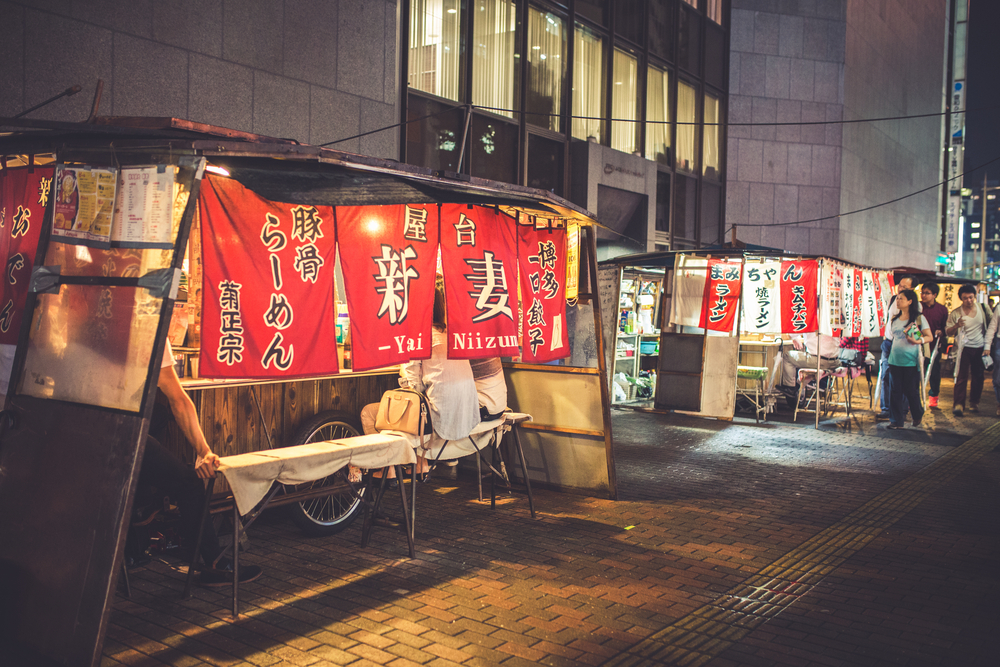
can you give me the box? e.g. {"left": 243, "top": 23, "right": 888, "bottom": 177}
{"left": 409, "top": 0, "right": 462, "bottom": 101}
{"left": 703, "top": 93, "right": 720, "bottom": 178}
{"left": 645, "top": 67, "right": 671, "bottom": 164}
{"left": 676, "top": 81, "right": 698, "bottom": 172}
{"left": 972, "top": 222, "right": 981, "bottom": 228}
{"left": 572, "top": 23, "right": 606, "bottom": 142}
{"left": 611, "top": 48, "right": 638, "bottom": 154}
{"left": 706, "top": 0, "right": 723, "bottom": 24}
{"left": 526, "top": 8, "right": 567, "bottom": 132}
{"left": 472, "top": 0, "right": 517, "bottom": 118}
{"left": 972, "top": 233, "right": 981, "bottom": 239}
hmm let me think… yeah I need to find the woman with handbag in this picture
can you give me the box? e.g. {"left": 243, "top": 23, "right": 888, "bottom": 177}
{"left": 361, "top": 278, "right": 480, "bottom": 480}
{"left": 886, "top": 289, "right": 931, "bottom": 429}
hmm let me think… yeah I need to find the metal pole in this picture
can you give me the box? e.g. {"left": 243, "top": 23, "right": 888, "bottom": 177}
{"left": 982, "top": 173, "right": 988, "bottom": 280}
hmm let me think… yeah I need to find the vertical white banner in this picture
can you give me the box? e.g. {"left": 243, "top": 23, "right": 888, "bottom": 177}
{"left": 740, "top": 260, "right": 782, "bottom": 334}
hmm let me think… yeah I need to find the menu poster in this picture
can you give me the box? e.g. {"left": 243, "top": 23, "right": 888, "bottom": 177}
{"left": 110, "top": 165, "right": 177, "bottom": 248}
{"left": 52, "top": 164, "right": 118, "bottom": 248}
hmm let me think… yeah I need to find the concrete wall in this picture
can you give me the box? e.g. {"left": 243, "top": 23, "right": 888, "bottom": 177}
{"left": 839, "top": 0, "right": 945, "bottom": 269}
{"left": 726, "top": 0, "right": 944, "bottom": 269}
{"left": 0, "top": 0, "right": 399, "bottom": 159}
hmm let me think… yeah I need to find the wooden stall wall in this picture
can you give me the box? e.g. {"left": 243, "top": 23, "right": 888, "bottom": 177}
{"left": 160, "top": 374, "right": 399, "bottom": 493}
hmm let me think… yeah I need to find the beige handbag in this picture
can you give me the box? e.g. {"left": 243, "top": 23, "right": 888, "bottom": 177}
{"left": 374, "top": 389, "right": 430, "bottom": 436}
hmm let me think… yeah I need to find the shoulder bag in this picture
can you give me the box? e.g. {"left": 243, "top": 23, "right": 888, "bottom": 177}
{"left": 374, "top": 388, "right": 432, "bottom": 438}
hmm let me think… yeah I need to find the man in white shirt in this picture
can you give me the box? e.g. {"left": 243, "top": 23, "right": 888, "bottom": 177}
{"left": 945, "top": 284, "right": 990, "bottom": 416}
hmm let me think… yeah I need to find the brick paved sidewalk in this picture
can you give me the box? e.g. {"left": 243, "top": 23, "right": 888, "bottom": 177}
{"left": 104, "top": 386, "right": 1000, "bottom": 667}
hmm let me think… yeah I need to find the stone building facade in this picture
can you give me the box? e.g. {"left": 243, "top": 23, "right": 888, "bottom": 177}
{"left": 726, "top": 0, "right": 946, "bottom": 268}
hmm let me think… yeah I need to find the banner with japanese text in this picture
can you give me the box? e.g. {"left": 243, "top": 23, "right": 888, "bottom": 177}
{"left": 517, "top": 224, "right": 569, "bottom": 363}
{"left": 1, "top": 166, "right": 54, "bottom": 345}
{"left": 860, "top": 271, "right": 882, "bottom": 337}
{"left": 337, "top": 204, "right": 439, "bottom": 371}
{"left": 698, "top": 259, "right": 742, "bottom": 332}
{"left": 740, "top": 260, "right": 781, "bottom": 334}
{"left": 841, "top": 265, "right": 858, "bottom": 337}
{"left": 851, "top": 268, "right": 864, "bottom": 337}
{"left": 198, "top": 175, "right": 339, "bottom": 379}
{"left": 818, "top": 260, "right": 844, "bottom": 337}
{"left": 778, "top": 260, "right": 818, "bottom": 333}
{"left": 440, "top": 204, "right": 519, "bottom": 358}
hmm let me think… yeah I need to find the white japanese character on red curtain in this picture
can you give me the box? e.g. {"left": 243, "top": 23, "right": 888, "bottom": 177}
{"left": 294, "top": 244, "right": 324, "bottom": 283}
{"left": 291, "top": 205, "right": 324, "bottom": 243}
{"left": 373, "top": 244, "right": 419, "bottom": 325}
{"left": 263, "top": 293, "right": 294, "bottom": 330}
{"left": 261, "top": 213, "right": 287, "bottom": 251}
{"left": 38, "top": 177, "right": 52, "bottom": 208}
{"left": 11, "top": 206, "right": 30, "bottom": 238}
{"left": 528, "top": 240, "right": 557, "bottom": 270}
{"left": 262, "top": 332, "right": 293, "bottom": 370}
{"left": 218, "top": 280, "right": 245, "bottom": 365}
{"left": 464, "top": 251, "right": 512, "bottom": 322}
{"left": 454, "top": 213, "right": 477, "bottom": 247}
{"left": 403, "top": 205, "right": 429, "bottom": 242}
{"left": 0, "top": 301, "right": 14, "bottom": 333}
{"left": 6, "top": 253, "right": 25, "bottom": 285}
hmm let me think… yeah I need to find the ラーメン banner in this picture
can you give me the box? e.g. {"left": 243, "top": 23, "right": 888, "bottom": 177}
{"left": 0, "top": 166, "right": 53, "bottom": 345}
{"left": 337, "top": 204, "right": 439, "bottom": 371}
{"left": 517, "top": 223, "right": 569, "bottom": 363}
{"left": 198, "top": 175, "right": 340, "bottom": 379}
{"left": 699, "top": 259, "right": 742, "bottom": 332}
{"left": 439, "top": 204, "right": 519, "bottom": 359}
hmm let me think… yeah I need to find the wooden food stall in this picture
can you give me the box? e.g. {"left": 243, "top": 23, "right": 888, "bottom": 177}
{"left": 0, "top": 117, "right": 614, "bottom": 667}
{"left": 600, "top": 249, "right": 901, "bottom": 424}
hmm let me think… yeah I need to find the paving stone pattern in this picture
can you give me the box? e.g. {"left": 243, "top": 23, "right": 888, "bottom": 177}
{"left": 105, "top": 378, "right": 1000, "bottom": 666}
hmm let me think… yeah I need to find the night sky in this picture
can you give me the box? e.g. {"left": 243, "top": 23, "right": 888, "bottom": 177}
{"left": 963, "top": 0, "right": 1000, "bottom": 186}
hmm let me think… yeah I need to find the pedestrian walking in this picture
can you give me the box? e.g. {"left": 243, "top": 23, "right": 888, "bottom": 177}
{"left": 878, "top": 274, "right": 915, "bottom": 418}
{"left": 981, "top": 296, "right": 1000, "bottom": 415}
{"left": 945, "top": 284, "right": 992, "bottom": 416}
{"left": 918, "top": 281, "right": 948, "bottom": 407}
{"left": 886, "top": 289, "right": 931, "bottom": 429}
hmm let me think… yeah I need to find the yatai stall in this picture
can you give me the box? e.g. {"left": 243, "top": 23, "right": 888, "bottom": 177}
{"left": 0, "top": 117, "right": 614, "bottom": 667}
{"left": 599, "top": 249, "right": 897, "bottom": 424}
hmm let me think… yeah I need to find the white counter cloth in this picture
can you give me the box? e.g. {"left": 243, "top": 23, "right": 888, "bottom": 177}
{"left": 218, "top": 433, "right": 417, "bottom": 515}
{"left": 387, "top": 412, "right": 531, "bottom": 461}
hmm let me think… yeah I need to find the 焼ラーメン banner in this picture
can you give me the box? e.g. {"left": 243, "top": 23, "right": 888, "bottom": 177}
{"left": 699, "top": 259, "right": 742, "bottom": 332}
{"left": 517, "top": 224, "right": 569, "bottom": 363}
{"left": 740, "top": 260, "right": 781, "bottom": 334}
{"left": 337, "top": 204, "right": 439, "bottom": 371}
{"left": 440, "top": 204, "right": 519, "bottom": 358}
{"left": 198, "top": 175, "right": 340, "bottom": 378}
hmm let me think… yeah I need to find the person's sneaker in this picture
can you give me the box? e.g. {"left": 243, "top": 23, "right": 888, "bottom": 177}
{"left": 912, "top": 419, "right": 922, "bottom": 428}
{"left": 953, "top": 406, "right": 964, "bottom": 417}
{"left": 198, "top": 561, "right": 263, "bottom": 587}
{"left": 928, "top": 396, "right": 938, "bottom": 408}
{"left": 970, "top": 404, "right": 979, "bottom": 413}
{"left": 876, "top": 411, "right": 891, "bottom": 420}
{"left": 887, "top": 423, "right": 903, "bottom": 430}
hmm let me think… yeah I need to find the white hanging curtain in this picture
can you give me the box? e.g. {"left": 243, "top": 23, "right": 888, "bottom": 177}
{"left": 611, "top": 48, "right": 638, "bottom": 154}
{"left": 409, "top": 0, "right": 462, "bottom": 101}
{"left": 703, "top": 93, "right": 720, "bottom": 176}
{"left": 572, "top": 24, "right": 605, "bottom": 142}
{"left": 645, "top": 67, "right": 670, "bottom": 163}
{"left": 527, "top": 8, "right": 566, "bottom": 132}
{"left": 676, "top": 80, "right": 697, "bottom": 172}
{"left": 472, "top": 0, "right": 516, "bottom": 118}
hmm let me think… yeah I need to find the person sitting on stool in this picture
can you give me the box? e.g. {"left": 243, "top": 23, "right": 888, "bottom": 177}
{"left": 138, "top": 339, "right": 263, "bottom": 586}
